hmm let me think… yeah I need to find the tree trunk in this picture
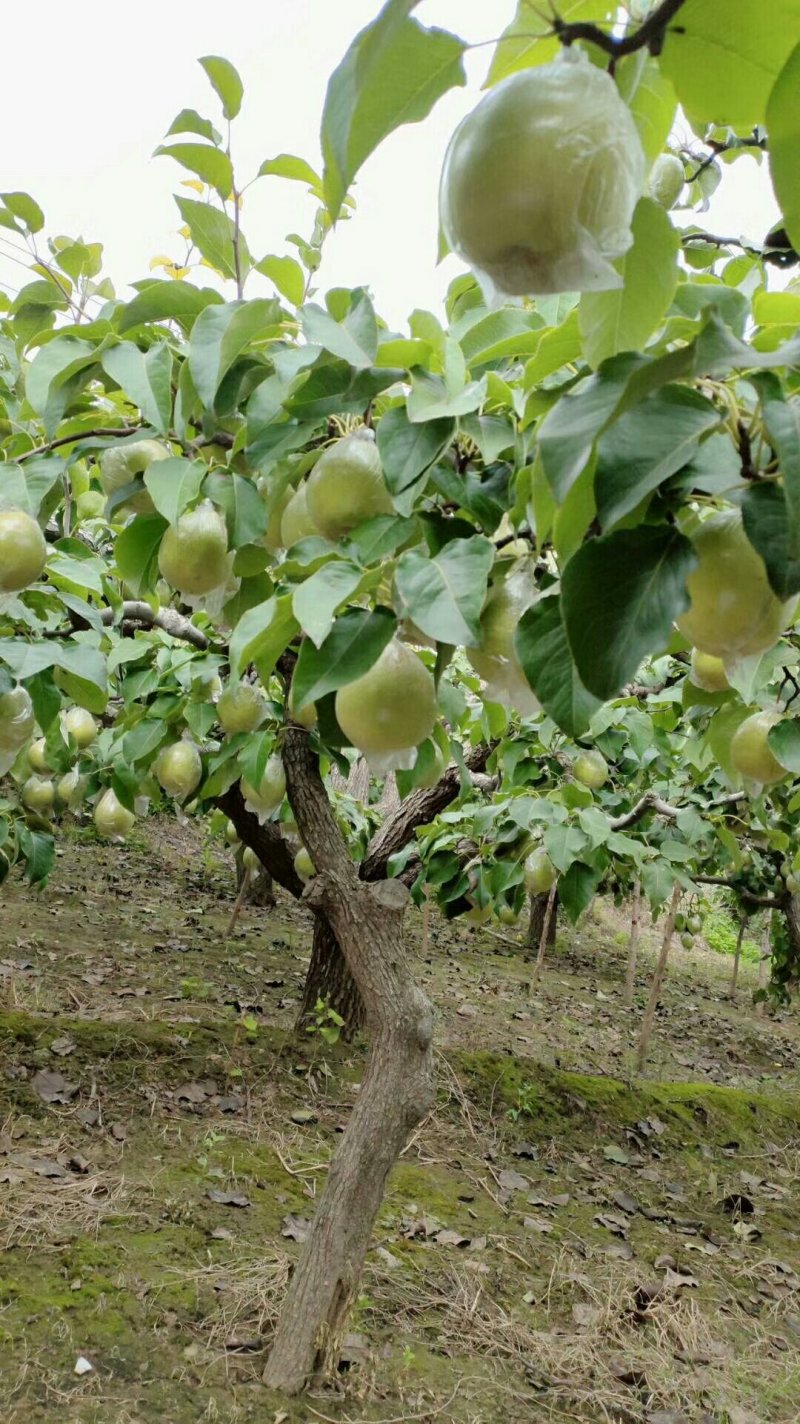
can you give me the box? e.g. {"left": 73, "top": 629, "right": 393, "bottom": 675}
{"left": 729, "top": 915, "right": 747, "bottom": 997}
{"left": 756, "top": 916, "right": 772, "bottom": 1015}
{"left": 530, "top": 884, "right": 557, "bottom": 989}
{"left": 263, "top": 727, "right": 435, "bottom": 1395}
{"left": 623, "top": 881, "right": 642, "bottom": 1008}
{"left": 526, "top": 890, "right": 557, "bottom": 958}
{"left": 295, "top": 915, "right": 365, "bottom": 1039}
{"left": 635, "top": 883, "right": 680, "bottom": 1075}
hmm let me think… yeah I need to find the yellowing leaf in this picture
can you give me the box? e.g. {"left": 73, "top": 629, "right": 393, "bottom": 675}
{"left": 181, "top": 179, "right": 206, "bottom": 194}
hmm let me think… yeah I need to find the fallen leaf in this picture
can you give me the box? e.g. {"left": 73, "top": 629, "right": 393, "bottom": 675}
{"left": 74, "top": 1357, "right": 93, "bottom": 1376}
{"left": 593, "top": 1212, "right": 629, "bottom": 1237}
{"left": 572, "top": 1302, "right": 603, "bottom": 1328}
{"left": 281, "top": 1213, "right": 310, "bottom": 1241}
{"left": 523, "top": 1216, "right": 553, "bottom": 1234}
{"left": 498, "top": 1168, "right": 529, "bottom": 1193}
{"left": 612, "top": 1190, "right": 640, "bottom": 1216}
{"left": 434, "top": 1229, "right": 469, "bottom": 1247}
{"left": 210, "top": 1226, "right": 235, "bottom": 1241}
{"left": 290, "top": 1108, "right": 317, "bottom": 1125}
{"left": 109, "top": 1122, "right": 127, "bottom": 1142}
{"left": 208, "top": 1189, "right": 251, "bottom": 1208}
{"left": 49, "top": 1036, "right": 75, "bottom": 1057}
{"left": 32, "top": 1069, "right": 77, "bottom": 1104}
{"left": 603, "top": 1144, "right": 629, "bottom": 1165}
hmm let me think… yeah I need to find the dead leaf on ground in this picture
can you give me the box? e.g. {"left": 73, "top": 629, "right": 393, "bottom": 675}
{"left": 572, "top": 1302, "right": 603, "bottom": 1328}
{"left": 281, "top": 1213, "right": 310, "bottom": 1241}
{"left": 208, "top": 1189, "right": 251, "bottom": 1208}
{"left": 594, "top": 1212, "right": 629, "bottom": 1237}
{"left": 497, "top": 1168, "right": 529, "bottom": 1193}
{"left": 523, "top": 1216, "right": 553, "bottom": 1234}
{"left": 49, "top": 1036, "right": 75, "bottom": 1057}
{"left": 290, "top": 1109, "right": 317, "bottom": 1125}
{"left": 31, "top": 1069, "right": 78, "bottom": 1104}
{"left": 603, "top": 1144, "right": 629, "bottom": 1165}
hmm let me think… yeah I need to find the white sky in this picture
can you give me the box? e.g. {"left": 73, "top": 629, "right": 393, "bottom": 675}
{"left": 0, "top": 0, "right": 784, "bottom": 329}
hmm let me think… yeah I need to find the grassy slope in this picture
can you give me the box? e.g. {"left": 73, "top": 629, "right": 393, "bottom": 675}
{"left": 0, "top": 819, "right": 798, "bottom": 1423}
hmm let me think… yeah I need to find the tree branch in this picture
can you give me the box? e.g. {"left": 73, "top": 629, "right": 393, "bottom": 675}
{"left": 360, "top": 741, "right": 495, "bottom": 883}
{"left": 609, "top": 792, "right": 680, "bottom": 831}
{"left": 216, "top": 782, "right": 304, "bottom": 899}
{"left": 100, "top": 602, "right": 209, "bottom": 649}
{"left": 553, "top": 0, "right": 687, "bottom": 61}
{"left": 18, "top": 425, "right": 144, "bottom": 462}
{"left": 693, "top": 874, "right": 783, "bottom": 909}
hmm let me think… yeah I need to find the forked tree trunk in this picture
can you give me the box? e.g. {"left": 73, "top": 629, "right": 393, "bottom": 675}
{"left": 635, "top": 883, "right": 681, "bottom": 1075}
{"left": 295, "top": 915, "right": 366, "bottom": 1039}
{"left": 526, "top": 890, "right": 557, "bottom": 958}
{"left": 729, "top": 916, "right": 747, "bottom": 997}
{"left": 263, "top": 727, "right": 435, "bottom": 1394}
{"left": 623, "top": 881, "right": 643, "bottom": 1008}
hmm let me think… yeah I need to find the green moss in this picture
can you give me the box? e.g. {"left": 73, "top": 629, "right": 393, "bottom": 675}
{"left": 452, "top": 1048, "right": 800, "bottom": 1149}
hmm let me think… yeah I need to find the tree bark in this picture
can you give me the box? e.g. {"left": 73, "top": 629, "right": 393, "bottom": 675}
{"left": 526, "top": 890, "right": 558, "bottom": 958}
{"left": 296, "top": 914, "right": 366, "bottom": 1038}
{"left": 635, "top": 883, "right": 681, "bottom": 1075}
{"left": 623, "top": 881, "right": 642, "bottom": 1008}
{"left": 729, "top": 915, "right": 747, "bottom": 997}
{"left": 263, "top": 727, "right": 435, "bottom": 1395}
{"left": 530, "top": 884, "right": 557, "bottom": 989}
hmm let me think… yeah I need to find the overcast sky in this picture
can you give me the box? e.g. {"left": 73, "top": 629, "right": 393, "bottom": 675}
{"left": 0, "top": 0, "right": 783, "bottom": 329}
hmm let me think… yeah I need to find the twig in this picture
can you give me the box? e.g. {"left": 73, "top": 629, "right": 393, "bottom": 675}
{"left": 635, "top": 881, "right": 680, "bottom": 1074}
{"left": 18, "top": 424, "right": 145, "bottom": 462}
{"left": 552, "top": 0, "right": 687, "bottom": 62}
{"left": 530, "top": 883, "right": 557, "bottom": 989}
{"left": 225, "top": 866, "right": 251, "bottom": 936}
{"left": 100, "top": 602, "right": 209, "bottom": 650}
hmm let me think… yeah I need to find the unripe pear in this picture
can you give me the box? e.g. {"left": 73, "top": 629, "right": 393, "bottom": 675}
{"left": 573, "top": 749, "right": 609, "bottom": 789}
{"left": 729, "top": 711, "right": 786, "bottom": 785}
{"left": 0, "top": 509, "right": 47, "bottom": 592}
{"left": 648, "top": 152, "right": 685, "bottom": 209}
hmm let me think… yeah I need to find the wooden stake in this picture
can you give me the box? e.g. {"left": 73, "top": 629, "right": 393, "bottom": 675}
{"left": 225, "top": 865, "right": 251, "bottom": 936}
{"left": 623, "top": 880, "right": 642, "bottom": 1008}
{"left": 420, "top": 887, "right": 431, "bottom": 956}
{"left": 530, "top": 884, "right": 557, "bottom": 990}
{"left": 729, "top": 915, "right": 747, "bottom": 997}
{"left": 756, "top": 916, "right": 771, "bottom": 1016}
{"left": 635, "top": 882, "right": 680, "bottom": 1075}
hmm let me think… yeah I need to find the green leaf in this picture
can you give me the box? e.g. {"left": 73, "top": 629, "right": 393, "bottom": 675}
{"left": 346, "top": 514, "right": 417, "bottom": 565}
{"left": 255, "top": 254, "right": 306, "bottom": 306}
{"left": 175, "top": 197, "right": 241, "bottom": 281}
{"left": 25, "top": 337, "right": 98, "bottom": 437}
{"left": 284, "top": 358, "right": 404, "bottom": 419}
{"left": 114, "top": 514, "right": 168, "bottom": 596}
{"left": 292, "top": 559, "right": 364, "bottom": 647}
{"left": 292, "top": 607, "right": 397, "bottom": 711}
{"left": 228, "top": 594, "right": 299, "bottom": 681}
{"left": 256, "top": 154, "right": 323, "bottom": 195}
{"left": 0, "top": 638, "right": 106, "bottom": 701}
{"left": 595, "top": 385, "right": 720, "bottom": 530}
{"left": 189, "top": 298, "right": 279, "bottom": 407}
{"left": 660, "top": 0, "right": 800, "bottom": 128}
{"left": 18, "top": 827, "right": 55, "bottom": 886}
{"left": 616, "top": 54, "right": 677, "bottom": 167}
{"left": 561, "top": 526, "right": 696, "bottom": 700}
{"left": 143, "top": 457, "right": 206, "bottom": 525}
{"left": 204, "top": 470, "right": 266, "bottom": 546}
{"left": 199, "top": 55, "right": 244, "bottom": 120}
{"left": 487, "top": 0, "right": 611, "bottom": 84}
{"left": 515, "top": 595, "right": 601, "bottom": 737}
{"left": 166, "top": 108, "right": 222, "bottom": 144}
{"left": 321, "top": 0, "right": 467, "bottom": 221}
{"left": 300, "top": 287, "right": 378, "bottom": 369}
{"left": 768, "top": 719, "right": 800, "bottom": 774}
{"left": 579, "top": 199, "right": 679, "bottom": 369}
{"left": 538, "top": 353, "right": 644, "bottom": 502}
{"left": 406, "top": 369, "right": 486, "bottom": 423}
{"left": 1, "top": 190, "right": 44, "bottom": 233}
{"left": 376, "top": 407, "right": 454, "bottom": 495}
{"left": 155, "top": 143, "right": 233, "bottom": 200}
{"left": 558, "top": 860, "right": 604, "bottom": 924}
{"left": 393, "top": 535, "right": 493, "bottom": 646}
{"left": 456, "top": 308, "right": 544, "bottom": 368}
{"left": 101, "top": 340, "right": 172, "bottom": 434}
{"left": 767, "top": 41, "right": 800, "bottom": 255}
{"left": 742, "top": 394, "right": 800, "bottom": 598}
{"left": 522, "top": 310, "right": 582, "bottom": 389}
{"left": 117, "top": 280, "right": 224, "bottom": 333}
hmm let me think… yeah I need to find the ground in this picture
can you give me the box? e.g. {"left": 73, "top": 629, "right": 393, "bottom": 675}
{"left": 1, "top": 817, "right": 798, "bottom": 1424}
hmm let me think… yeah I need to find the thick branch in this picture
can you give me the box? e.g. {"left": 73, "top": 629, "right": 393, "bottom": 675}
{"left": 360, "top": 741, "right": 495, "bottom": 882}
{"left": 282, "top": 725, "right": 358, "bottom": 885}
{"left": 19, "top": 424, "right": 144, "bottom": 462}
{"left": 693, "top": 874, "right": 783, "bottom": 910}
{"left": 216, "top": 782, "right": 304, "bottom": 899}
{"left": 553, "top": 0, "right": 686, "bottom": 60}
{"left": 101, "top": 602, "right": 208, "bottom": 649}
{"left": 610, "top": 792, "right": 680, "bottom": 831}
